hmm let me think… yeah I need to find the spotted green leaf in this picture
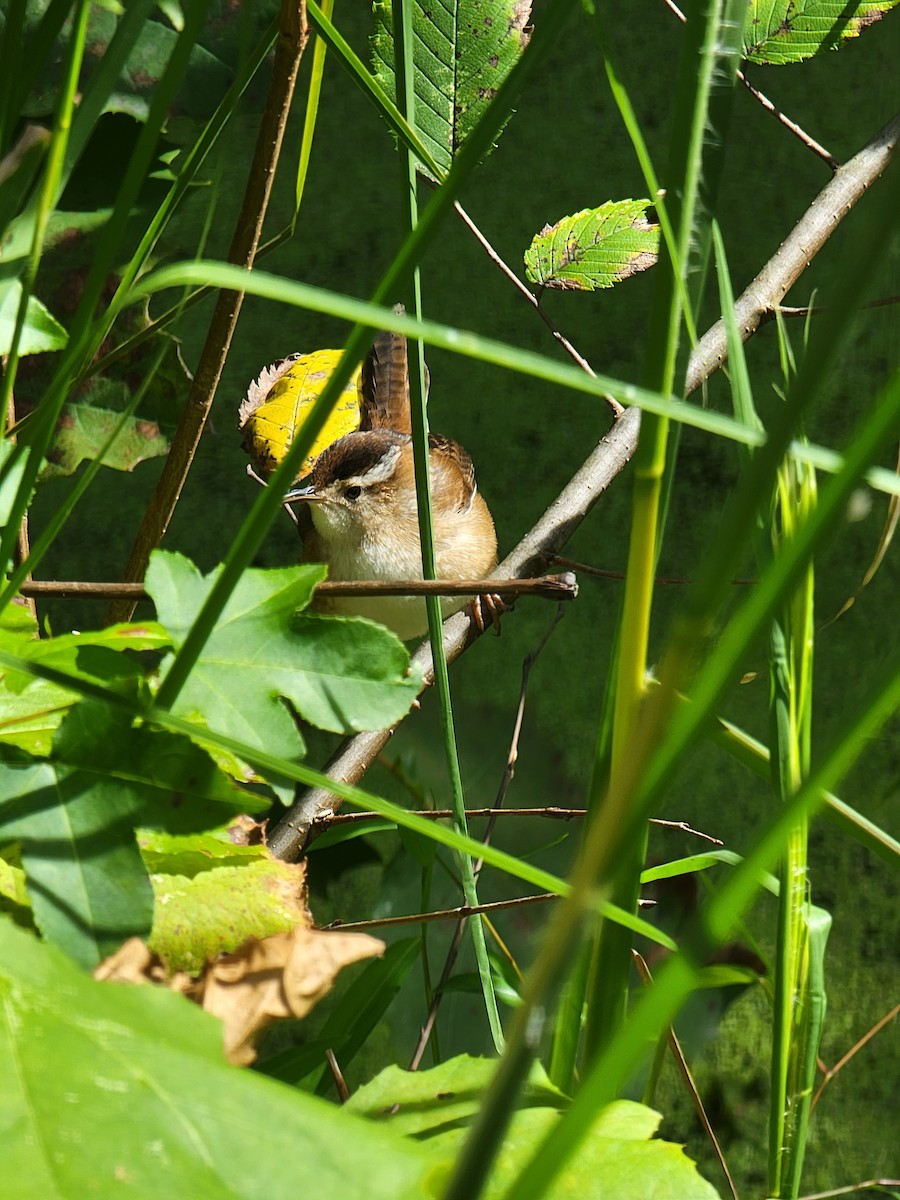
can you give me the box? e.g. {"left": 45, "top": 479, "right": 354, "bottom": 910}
{"left": 743, "top": 0, "right": 900, "bottom": 64}
{"left": 524, "top": 201, "right": 659, "bottom": 292}
{"left": 372, "top": 0, "right": 532, "bottom": 181}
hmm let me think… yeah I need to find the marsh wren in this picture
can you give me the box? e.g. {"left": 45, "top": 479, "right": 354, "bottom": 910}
{"left": 284, "top": 326, "right": 498, "bottom": 640}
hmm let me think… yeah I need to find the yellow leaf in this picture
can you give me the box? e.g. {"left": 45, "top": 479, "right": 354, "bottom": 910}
{"left": 240, "top": 349, "right": 363, "bottom": 480}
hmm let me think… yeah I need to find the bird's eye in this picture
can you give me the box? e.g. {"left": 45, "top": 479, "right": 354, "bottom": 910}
{"left": 345, "top": 485, "right": 362, "bottom": 501}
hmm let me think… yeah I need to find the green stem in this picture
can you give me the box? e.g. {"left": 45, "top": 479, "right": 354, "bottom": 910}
{"left": 391, "top": 0, "right": 502, "bottom": 1053}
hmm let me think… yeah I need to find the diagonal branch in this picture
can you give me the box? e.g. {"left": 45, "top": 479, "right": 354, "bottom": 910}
{"left": 268, "top": 111, "right": 900, "bottom": 863}
{"left": 266, "top": 407, "right": 641, "bottom": 859}
{"left": 686, "top": 111, "right": 900, "bottom": 396}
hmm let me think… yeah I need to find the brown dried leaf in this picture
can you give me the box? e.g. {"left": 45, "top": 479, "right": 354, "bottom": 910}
{"left": 197, "top": 925, "right": 384, "bottom": 1065}
{"left": 95, "top": 925, "right": 385, "bottom": 1067}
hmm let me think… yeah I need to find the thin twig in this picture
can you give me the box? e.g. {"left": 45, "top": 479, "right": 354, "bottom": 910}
{"left": 550, "top": 553, "right": 757, "bottom": 587}
{"left": 324, "top": 892, "right": 558, "bottom": 933}
{"left": 662, "top": 0, "right": 837, "bottom": 169}
{"left": 325, "top": 1048, "right": 349, "bottom": 1102}
{"left": 686, "top": 112, "right": 900, "bottom": 395}
{"left": 407, "top": 603, "right": 568, "bottom": 1070}
{"left": 810, "top": 1001, "right": 900, "bottom": 1112}
{"left": 19, "top": 574, "right": 577, "bottom": 603}
{"left": 797, "top": 1182, "right": 900, "bottom": 1200}
{"left": 453, "top": 201, "right": 623, "bottom": 415}
{"left": 777, "top": 293, "right": 900, "bottom": 319}
{"left": 633, "top": 950, "right": 740, "bottom": 1200}
{"left": 319, "top": 805, "right": 588, "bottom": 826}
{"left": 311, "top": 807, "right": 722, "bottom": 845}
{"left": 105, "top": 0, "right": 310, "bottom": 625}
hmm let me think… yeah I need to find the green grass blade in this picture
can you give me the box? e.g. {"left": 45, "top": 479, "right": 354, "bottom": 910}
{"left": 500, "top": 647, "right": 900, "bottom": 1200}
{"left": 391, "top": 0, "right": 502, "bottom": 1051}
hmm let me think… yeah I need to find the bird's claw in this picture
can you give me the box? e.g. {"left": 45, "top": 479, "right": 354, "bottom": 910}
{"left": 471, "top": 592, "right": 508, "bottom": 635}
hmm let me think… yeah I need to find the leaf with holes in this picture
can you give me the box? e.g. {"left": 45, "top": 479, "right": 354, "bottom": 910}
{"left": 743, "top": 0, "right": 900, "bottom": 64}
{"left": 524, "top": 201, "right": 659, "bottom": 291}
{"left": 372, "top": 0, "right": 532, "bottom": 181}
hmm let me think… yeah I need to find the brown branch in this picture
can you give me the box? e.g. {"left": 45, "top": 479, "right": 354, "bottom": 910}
{"left": 686, "top": 111, "right": 900, "bottom": 396}
{"left": 810, "top": 1000, "right": 900, "bottom": 1112}
{"left": 323, "top": 892, "right": 558, "bottom": 933}
{"left": 266, "top": 405, "right": 642, "bottom": 860}
{"left": 633, "top": 950, "right": 740, "bottom": 1200}
{"left": 662, "top": 0, "right": 837, "bottom": 169}
{"left": 452, "top": 201, "right": 623, "bottom": 415}
{"left": 105, "top": 0, "right": 309, "bottom": 626}
{"left": 19, "top": 574, "right": 577, "bottom": 602}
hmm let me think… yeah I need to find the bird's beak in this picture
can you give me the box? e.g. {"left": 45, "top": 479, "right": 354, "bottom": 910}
{"left": 284, "top": 484, "right": 320, "bottom": 504}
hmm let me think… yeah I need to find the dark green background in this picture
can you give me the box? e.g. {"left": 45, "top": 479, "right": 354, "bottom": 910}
{"left": 28, "top": 3, "right": 900, "bottom": 1193}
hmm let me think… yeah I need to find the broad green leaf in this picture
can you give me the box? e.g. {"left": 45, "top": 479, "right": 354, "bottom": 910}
{"left": 0, "top": 701, "right": 266, "bottom": 966}
{"left": 347, "top": 1055, "right": 567, "bottom": 1135}
{"left": 0, "top": 921, "right": 437, "bottom": 1200}
{"left": 0, "top": 278, "right": 67, "bottom": 355}
{"left": 139, "top": 830, "right": 309, "bottom": 972}
{"left": 147, "top": 551, "right": 422, "bottom": 763}
{"left": 0, "top": 748, "right": 153, "bottom": 968}
{"left": 40, "top": 402, "right": 170, "bottom": 478}
{"left": 372, "top": 0, "right": 532, "bottom": 180}
{"left": 347, "top": 1059, "right": 720, "bottom": 1198}
{"left": 524, "top": 201, "right": 660, "bottom": 291}
{"left": 743, "top": 0, "right": 900, "bottom": 64}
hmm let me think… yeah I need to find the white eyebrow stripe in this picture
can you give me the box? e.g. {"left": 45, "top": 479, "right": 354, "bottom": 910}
{"left": 351, "top": 442, "right": 403, "bottom": 487}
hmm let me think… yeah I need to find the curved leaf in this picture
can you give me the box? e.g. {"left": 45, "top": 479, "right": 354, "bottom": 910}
{"left": 743, "top": 0, "right": 900, "bottom": 65}
{"left": 0, "top": 280, "right": 67, "bottom": 355}
{"left": 524, "top": 201, "right": 659, "bottom": 291}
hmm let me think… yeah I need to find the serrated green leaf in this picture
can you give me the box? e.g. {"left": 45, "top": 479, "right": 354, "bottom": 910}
{"left": 0, "top": 921, "right": 436, "bottom": 1200}
{"left": 40, "top": 401, "right": 170, "bottom": 478}
{"left": 0, "top": 279, "right": 68, "bottom": 354}
{"left": 743, "top": 0, "right": 900, "bottom": 64}
{"left": 147, "top": 552, "right": 422, "bottom": 763}
{"left": 524, "top": 201, "right": 660, "bottom": 291}
{"left": 140, "top": 833, "right": 309, "bottom": 972}
{"left": 372, "top": 0, "right": 532, "bottom": 181}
